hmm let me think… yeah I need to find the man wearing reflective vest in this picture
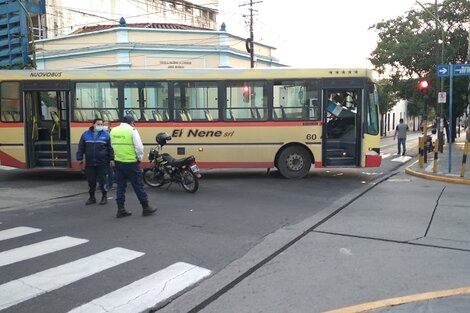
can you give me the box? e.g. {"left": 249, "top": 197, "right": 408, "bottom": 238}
{"left": 110, "top": 115, "right": 157, "bottom": 218}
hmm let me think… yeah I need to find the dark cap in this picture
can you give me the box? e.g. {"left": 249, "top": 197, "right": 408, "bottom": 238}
{"left": 122, "top": 115, "right": 135, "bottom": 124}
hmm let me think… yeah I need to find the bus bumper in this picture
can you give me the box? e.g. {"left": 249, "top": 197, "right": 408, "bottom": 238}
{"left": 365, "top": 154, "right": 382, "bottom": 167}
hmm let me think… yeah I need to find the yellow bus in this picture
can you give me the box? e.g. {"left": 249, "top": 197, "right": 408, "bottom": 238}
{"left": 0, "top": 68, "right": 381, "bottom": 178}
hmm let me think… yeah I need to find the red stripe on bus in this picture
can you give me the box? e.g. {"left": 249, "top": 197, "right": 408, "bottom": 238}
{"left": 197, "top": 161, "right": 274, "bottom": 168}
{"left": 70, "top": 121, "right": 322, "bottom": 128}
{"left": 0, "top": 123, "right": 23, "bottom": 128}
{"left": 0, "top": 151, "right": 27, "bottom": 168}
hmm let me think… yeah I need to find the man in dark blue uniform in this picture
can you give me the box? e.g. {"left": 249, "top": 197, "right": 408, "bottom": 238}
{"left": 77, "top": 118, "right": 115, "bottom": 205}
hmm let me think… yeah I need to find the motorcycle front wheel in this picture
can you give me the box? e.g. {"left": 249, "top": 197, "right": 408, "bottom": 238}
{"left": 181, "top": 169, "right": 199, "bottom": 193}
{"left": 143, "top": 168, "right": 165, "bottom": 188}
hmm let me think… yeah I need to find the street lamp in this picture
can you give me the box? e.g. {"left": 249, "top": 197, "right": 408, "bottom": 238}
{"left": 416, "top": 0, "right": 445, "bottom": 151}
{"left": 15, "top": 0, "right": 37, "bottom": 69}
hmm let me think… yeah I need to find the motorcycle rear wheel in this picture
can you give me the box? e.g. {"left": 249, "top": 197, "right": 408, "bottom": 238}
{"left": 143, "top": 168, "right": 165, "bottom": 188}
{"left": 181, "top": 169, "right": 199, "bottom": 193}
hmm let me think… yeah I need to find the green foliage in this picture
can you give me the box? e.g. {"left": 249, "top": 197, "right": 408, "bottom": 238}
{"left": 377, "top": 80, "right": 398, "bottom": 114}
{"left": 369, "top": 0, "right": 470, "bottom": 119}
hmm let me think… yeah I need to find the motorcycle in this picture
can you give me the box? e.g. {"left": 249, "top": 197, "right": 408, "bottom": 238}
{"left": 143, "top": 132, "right": 201, "bottom": 193}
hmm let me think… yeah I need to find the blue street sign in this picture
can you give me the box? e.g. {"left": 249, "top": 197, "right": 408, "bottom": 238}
{"left": 453, "top": 64, "right": 470, "bottom": 76}
{"left": 437, "top": 64, "right": 450, "bottom": 77}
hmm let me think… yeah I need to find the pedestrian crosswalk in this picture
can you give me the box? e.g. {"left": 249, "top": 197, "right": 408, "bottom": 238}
{"left": 68, "top": 262, "right": 212, "bottom": 313}
{"left": 0, "top": 236, "right": 88, "bottom": 267}
{"left": 381, "top": 153, "right": 413, "bottom": 163}
{"left": 0, "top": 225, "right": 212, "bottom": 312}
{"left": 0, "top": 226, "right": 41, "bottom": 241}
{"left": 391, "top": 155, "right": 412, "bottom": 163}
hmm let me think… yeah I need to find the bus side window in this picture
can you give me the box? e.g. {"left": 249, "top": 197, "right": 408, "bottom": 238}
{"left": 178, "top": 110, "right": 188, "bottom": 121}
{"left": 152, "top": 110, "right": 162, "bottom": 121}
{"left": 205, "top": 110, "right": 213, "bottom": 121}
{"left": 224, "top": 109, "right": 237, "bottom": 121}
{"left": 309, "top": 98, "right": 320, "bottom": 120}
{"left": 74, "top": 110, "right": 84, "bottom": 121}
{"left": 2, "top": 111, "right": 13, "bottom": 122}
{"left": 1, "top": 82, "right": 21, "bottom": 122}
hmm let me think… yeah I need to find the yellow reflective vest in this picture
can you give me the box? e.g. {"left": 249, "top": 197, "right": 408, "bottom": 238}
{"left": 110, "top": 125, "right": 137, "bottom": 162}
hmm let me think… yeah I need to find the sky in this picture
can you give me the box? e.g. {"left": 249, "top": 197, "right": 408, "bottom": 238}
{"left": 217, "top": 0, "right": 435, "bottom": 68}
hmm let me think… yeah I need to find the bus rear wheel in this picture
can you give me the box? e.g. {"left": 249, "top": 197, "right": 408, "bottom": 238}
{"left": 277, "top": 146, "right": 311, "bottom": 179}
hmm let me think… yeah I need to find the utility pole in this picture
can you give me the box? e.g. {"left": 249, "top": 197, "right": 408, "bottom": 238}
{"left": 240, "top": 0, "right": 261, "bottom": 68}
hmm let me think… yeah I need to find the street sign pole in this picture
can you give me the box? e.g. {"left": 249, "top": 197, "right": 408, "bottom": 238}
{"left": 448, "top": 64, "right": 453, "bottom": 173}
{"left": 436, "top": 63, "right": 470, "bottom": 173}
{"left": 437, "top": 64, "right": 449, "bottom": 154}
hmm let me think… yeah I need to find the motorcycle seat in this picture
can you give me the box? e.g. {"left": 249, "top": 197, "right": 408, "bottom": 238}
{"left": 165, "top": 155, "right": 195, "bottom": 167}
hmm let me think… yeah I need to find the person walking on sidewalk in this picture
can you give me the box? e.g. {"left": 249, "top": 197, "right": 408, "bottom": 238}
{"left": 76, "top": 118, "right": 114, "bottom": 205}
{"left": 393, "top": 118, "right": 409, "bottom": 156}
{"left": 110, "top": 115, "right": 157, "bottom": 218}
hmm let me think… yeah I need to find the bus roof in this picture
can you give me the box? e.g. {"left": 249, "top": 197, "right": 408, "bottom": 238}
{"left": 0, "top": 68, "right": 374, "bottom": 81}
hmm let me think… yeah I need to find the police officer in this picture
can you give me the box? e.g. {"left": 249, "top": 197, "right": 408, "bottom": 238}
{"left": 110, "top": 115, "right": 157, "bottom": 218}
{"left": 76, "top": 118, "right": 114, "bottom": 205}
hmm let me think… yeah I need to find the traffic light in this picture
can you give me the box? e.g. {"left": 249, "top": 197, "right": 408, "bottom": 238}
{"left": 242, "top": 85, "right": 250, "bottom": 103}
{"left": 417, "top": 80, "right": 430, "bottom": 120}
{"left": 417, "top": 80, "right": 429, "bottom": 93}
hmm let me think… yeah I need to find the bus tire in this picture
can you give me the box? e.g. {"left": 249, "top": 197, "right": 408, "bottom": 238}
{"left": 277, "top": 146, "right": 312, "bottom": 179}
{"left": 277, "top": 146, "right": 311, "bottom": 179}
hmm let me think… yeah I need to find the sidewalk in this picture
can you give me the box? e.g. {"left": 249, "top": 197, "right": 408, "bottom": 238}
{"left": 405, "top": 135, "right": 470, "bottom": 185}
{"left": 159, "top": 143, "right": 470, "bottom": 313}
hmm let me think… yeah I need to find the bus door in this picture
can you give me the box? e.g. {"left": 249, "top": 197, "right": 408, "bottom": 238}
{"left": 322, "top": 89, "right": 361, "bottom": 166}
{"left": 23, "top": 81, "right": 71, "bottom": 168}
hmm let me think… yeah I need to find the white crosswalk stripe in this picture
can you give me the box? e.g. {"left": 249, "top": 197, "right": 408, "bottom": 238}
{"left": 0, "top": 247, "right": 144, "bottom": 311}
{"left": 0, "top": 226, "right": 212, "bottom": 313}
{"left": 391, "top": 155, "right": 412, "bottom": 163}
{"left": 381, "top": 153, "right": 391, "bottom": 160}
{"left": 0, "top": 226, "right": 211, "bottom": 313}
{"left": 0, "top": 226, "right": 41, "bottom": 241}
{"left": 0, "top": 236, "right": 89, "bottom": 267}
{"left": 68, "top": 262, "right": 212, "bottom": 313}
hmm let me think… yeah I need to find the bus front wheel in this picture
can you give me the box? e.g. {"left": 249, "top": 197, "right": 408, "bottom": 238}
{"left": 277, "top": 146, "right": 311, "bottom": 179}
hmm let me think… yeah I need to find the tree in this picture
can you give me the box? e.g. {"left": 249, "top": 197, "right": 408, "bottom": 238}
{"left": 369, "top": 0, "right": 470, "bottom": 140}
{"left": 376, "top": 79, "right": 400, "bottom": 116}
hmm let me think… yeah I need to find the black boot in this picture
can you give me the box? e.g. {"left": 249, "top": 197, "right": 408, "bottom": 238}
{"left": 116, "top": 203, "right": 132, "bottom": 218}
{"left": 142, "top": 202, "right": 157, "bottom": 216}
{"left": 86, "top": 194, "right": 96, "bottom": 205}
{"left": 99, "top": 194, "right": 107, "bottom": 205}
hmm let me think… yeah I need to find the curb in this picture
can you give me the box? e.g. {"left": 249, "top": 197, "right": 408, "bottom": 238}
{"left": 405, "top": 161, "right": 470, "bottom": 185}
{"left": 323, "top": 286, "right": 470, "bottom": 313}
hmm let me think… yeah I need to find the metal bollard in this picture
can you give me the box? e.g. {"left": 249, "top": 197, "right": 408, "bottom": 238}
{"left": 460, "top": 141, "right": 468, "bottom": 178}
{"left": 433, "top": 138, "right": 439, "bottom": 174}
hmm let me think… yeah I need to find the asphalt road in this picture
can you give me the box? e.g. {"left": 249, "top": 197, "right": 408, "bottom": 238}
{"left": 0, "top": 135, "right": 419, "bottom": 313}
